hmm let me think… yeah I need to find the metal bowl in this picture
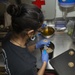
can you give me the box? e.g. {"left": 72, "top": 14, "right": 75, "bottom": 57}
{"left": 40, "top": 26, "right": 55, "bottom": 38}
{"left": 40, "top": 41, "right": 55, "bottom": 59}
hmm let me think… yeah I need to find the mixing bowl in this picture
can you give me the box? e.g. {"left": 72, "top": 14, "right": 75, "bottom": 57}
{"left": 40, "top": 41, "right": 55, "bottom": 59}
{"left": 40, "top": 26, "right": 55, "bottom": 38}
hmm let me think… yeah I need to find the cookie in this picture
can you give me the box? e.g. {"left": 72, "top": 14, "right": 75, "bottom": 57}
{"left": 68, "top": 62, "right": 74, "bottom": 68}
{"left": 46, "top": 47, "right": 53, "bottom": 53}
{"left": 43, "top": 39, "right": 48, "bottom": 42}
{"left": 69, "top": 51, "right": 74, "bottom": 55}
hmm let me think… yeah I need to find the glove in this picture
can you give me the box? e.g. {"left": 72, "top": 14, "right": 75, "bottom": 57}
{"left": 42, "top": 50, "right": 49, "bottom": 63}
{"left": 36, "top": 39, "right": 50, "bottom": 49}
{"left": 41, "top": 24, "right": 47, "bottom": 28}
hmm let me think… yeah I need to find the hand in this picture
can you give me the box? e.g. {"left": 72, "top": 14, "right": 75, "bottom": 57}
{"left": 41, "top": 24, "right": 47, "bottom": 28}
{"left": 36, "top": 39, "right": 50, "bottom": 49}
{"left": 42, "top": 50, "right": 49, "bottom": 63}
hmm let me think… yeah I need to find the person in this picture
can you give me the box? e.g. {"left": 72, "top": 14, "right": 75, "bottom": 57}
{"left": 2, "top": 3, "right": 50, "bottom": 75}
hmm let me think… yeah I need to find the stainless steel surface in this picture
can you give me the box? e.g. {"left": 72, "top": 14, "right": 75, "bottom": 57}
{"left": 32, "top": 31, "right": 75, "bottom": 70}
{"left": 0, "top": 3, "right": 6, "bottom": 16}
{"left": 41, "top": 0, "right": 56, "bottom": 20}
{"left": 21, "top": 0, "right": 56, "bottom": 20}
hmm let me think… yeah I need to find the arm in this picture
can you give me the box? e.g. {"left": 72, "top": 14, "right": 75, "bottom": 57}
{"left": 38, "top": 50, "right": 49, "bottom": 75}
{"left": 38, "top": 62, "right": 47, "bottom": 75}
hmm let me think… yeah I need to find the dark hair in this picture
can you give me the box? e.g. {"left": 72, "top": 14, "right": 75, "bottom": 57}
{"left": 7, "top": 3, "right": 44, "bottom": 34}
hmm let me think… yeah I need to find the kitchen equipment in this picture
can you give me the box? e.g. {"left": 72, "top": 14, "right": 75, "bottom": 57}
{"left": 40, "top": 26, "right": 55, "bottom": 38}
{"left": 55, "top": 20, "right": 67, "bottom": 31}
{"left": 58, "top": 0, "right": 75, "bottom": 19}
{"left": 50, "top": 49, "right": 75, "bottom": 75}
{"left": 40, "top": 42, "right": 55, "bottom": 59}
{"left": 58, "top": 0, "right": 75, "bottom": 7}
{"left": 66, "top": 20, "right": 74, "bottom": 35}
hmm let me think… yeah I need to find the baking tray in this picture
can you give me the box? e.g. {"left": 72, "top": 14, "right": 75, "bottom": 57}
{"left": 50, "top": 49, "right": 75, "bottom": 75}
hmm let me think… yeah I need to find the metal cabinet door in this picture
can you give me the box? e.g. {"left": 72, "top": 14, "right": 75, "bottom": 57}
{"left": 21, "top": 0, "right": 56, "bottom": 20}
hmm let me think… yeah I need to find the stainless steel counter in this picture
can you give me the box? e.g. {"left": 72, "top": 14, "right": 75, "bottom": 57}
{"left": 31, "top": 31, "right": 75, "bottom": 70}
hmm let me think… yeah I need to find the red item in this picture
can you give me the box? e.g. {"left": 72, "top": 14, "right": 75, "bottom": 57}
{"left": 32, "top": 0, "right": 45, "bottom": 8}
